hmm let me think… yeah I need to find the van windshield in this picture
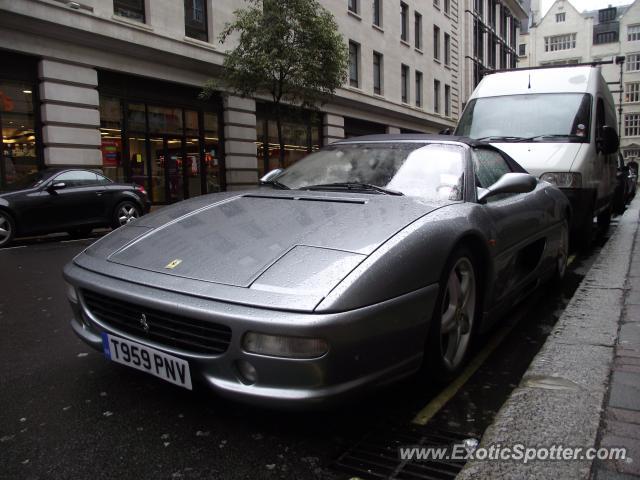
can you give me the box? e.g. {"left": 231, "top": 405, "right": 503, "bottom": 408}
{"left": 456, "top": 93, "right": 591, "bottom": 143}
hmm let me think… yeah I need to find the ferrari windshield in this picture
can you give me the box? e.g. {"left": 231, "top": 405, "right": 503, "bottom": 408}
{"left": 273, "top": 142, "right": 465, "bottom": 201}
{"left": 456, "top": 93, "right": 591, "bottom": 142}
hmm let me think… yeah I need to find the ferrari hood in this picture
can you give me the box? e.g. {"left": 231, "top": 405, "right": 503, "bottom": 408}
{"left": 75, "top": 190, "right": 447, "bottom": 310}
{"left": 491, "top": 143, "right": 584, "bottom": 178}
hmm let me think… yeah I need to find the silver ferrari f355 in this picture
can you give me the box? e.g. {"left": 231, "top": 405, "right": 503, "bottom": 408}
{"left": 64, "top": 135, "right": 570, "bottom": 407}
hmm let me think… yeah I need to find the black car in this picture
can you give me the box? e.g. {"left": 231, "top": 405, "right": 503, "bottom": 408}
{"left": 0, "top": 168, "right": 151, "bottom": 247}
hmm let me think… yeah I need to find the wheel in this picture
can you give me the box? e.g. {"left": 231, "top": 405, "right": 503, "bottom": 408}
{"left": 554, "top": 219, "right": 569, "bottom": 282}
{"left": 597, "top": 204, "right": 612, "bottom": 233}
{"left": 0, "top": 210, "right": 15, "bottom": 248}
{"left": 424, "top": 247, "right": 478, "bottom": 382}
{"left": 112, "top": 201, "right": 141, "bottom": 229}
{"left": 67, "top": 227, "right": 93, "bottom": 239}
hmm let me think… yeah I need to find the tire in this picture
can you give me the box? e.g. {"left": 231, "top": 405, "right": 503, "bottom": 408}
{"left": 112, "top": 201, "right": 142, "bottom": 229}
{"left": 553, "top": 219, "right": 570, "bottom": 283}
{"left": 597, "top": 204, "right": 612, "bottom": 233}
{"left": 424, "top": 246, "right": 479, "bottom": 383}
{"left": 67, "top": 227, "right": 93, "bottom": 239}
{"left": 0, "top": 210, "right": 15, "bottom": 248}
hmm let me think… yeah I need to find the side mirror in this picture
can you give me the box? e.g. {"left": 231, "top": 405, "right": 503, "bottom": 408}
{"left": 478, "top": 172, "right": 537, "bottom": 203}
{"left": 600, "top": 125, "right": 619, "bottom": 155}
{"left": 260, "top": 168, "right": 284, "bottom": 184}
{"left": 48, "top": 182, "right": 66, "bottom": 192}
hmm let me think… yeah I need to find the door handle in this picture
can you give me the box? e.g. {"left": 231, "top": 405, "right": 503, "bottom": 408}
{"left": 96, "top": 192, "right": 104, "bottom": 196}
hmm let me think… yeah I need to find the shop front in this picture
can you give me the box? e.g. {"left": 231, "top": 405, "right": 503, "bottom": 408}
{"left": 98, "top": 72, "right": 224, "bottom": 204}
{"left": 0, "top": 52, "right": 42, "bottom": 192}
{"left": 256, "top": 103, "right": 322, "bottom": 178}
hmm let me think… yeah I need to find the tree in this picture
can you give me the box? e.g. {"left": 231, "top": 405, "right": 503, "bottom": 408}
{"left": 203, "top": 0, "right": 349, "bottom": 168}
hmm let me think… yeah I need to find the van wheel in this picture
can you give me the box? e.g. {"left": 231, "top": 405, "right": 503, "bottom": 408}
{"left": 597, "top": 205, "right": 612, "bottom": 233}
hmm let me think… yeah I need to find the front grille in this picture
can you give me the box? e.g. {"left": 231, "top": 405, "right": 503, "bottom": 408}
{"left": 82, "top": 289, "right": 232, "bottom": 355}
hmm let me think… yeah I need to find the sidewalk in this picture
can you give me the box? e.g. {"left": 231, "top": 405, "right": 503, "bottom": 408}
{"left": 457, "top": 196, "right": 640, "bottom": 479}
{"left": 593, "top": 216, "right": 640, "bottom": 479}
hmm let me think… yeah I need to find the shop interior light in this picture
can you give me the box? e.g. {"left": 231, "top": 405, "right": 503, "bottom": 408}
{"left": 22, "top": 90, "right": 32, "bottom": 94}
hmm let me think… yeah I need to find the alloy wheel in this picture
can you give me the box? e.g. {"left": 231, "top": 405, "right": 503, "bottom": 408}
{"left": 117, "top": 204, "right": 140, "bottom": 226}
{"left": 439, "top": 257, "right": 476, "bottom": 371}
{"left": 0, "top": 213, "right": 12, "bottom": 247}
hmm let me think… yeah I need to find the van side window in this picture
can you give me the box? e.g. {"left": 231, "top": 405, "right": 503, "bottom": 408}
{"left": 473, "top": 148, "right": 512, "bottom": 190}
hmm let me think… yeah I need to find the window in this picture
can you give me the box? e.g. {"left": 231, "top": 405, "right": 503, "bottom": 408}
{"left": 184, "top": 0, "right": 208, "bottom": 41}
{"left": 0, "top": 80, "right": 40, "bottom": 191}
{"left": 519, "top": 43, "right": 526, "bottom": 56}
{"left": 434, "top": 79, "right": 441, "bottom": 113}
{"left": 53, "top": 170, "right": 103, "bottom": 188}
{"left": 474, "top": 0, "right": 483, "bottom": 17}
{"left": 627, "top": 83, "right": 640, "bottom": 103}
{"left": 624, "top": 149, "right": 640, "bottom": 159}
{"left": 434, "top": 25, "right": 441, "bottom": 60}
{"left": 401, "top": 2, "right": 409, "bottom": 42}
{"left": 415, "top": 13, "right": 422, "bottom": 49}
{"left": 444, "top": 0, "right": 450, "bottom": 14}
{"left": 348, "top": 0, "right": 358, "bottom": 14}
{"left": 599, "top": 7, "right": 616, "bottom": 23}
{"left": 434, "top": 0, "right": 440, "bottom": 7}
{"left": 373, "top": 51, "right": 383, "bottom": 95}
{"left": 628, "top": 54, "right": 640, "bottom": 72}
{"left": 445, "top": 84, "right": 451, "bottom": 116}
{"left": 625, "top": 113, "right": 640, "bottom": 136}
{"left": 349, "top": 41, "right": 360, "bottom": 88}
{"left": 401, "top": 64, "right": 409, "bottom": 103}
{"left": 628, "top": 25, "right": 640, "bottom": 41}
{"left": 595, "top": 31, "right": 617, "bottom": 44}
{"left": 373, "top": 0, "right": 381, "bottom": 26}
{"left": 544, "top": 33, "right": 576, "bottom": 52}
{"left": 444, "top": 33, "right": 451, "bottom": 65}
{"left": 473, "top": 149, "right": 512, "bottom": 195}
{"left": 556, "top": 12, "right": 565, "bottom": 22}
{"left": 415, "top": 71, "right": 423, "bottom": 107}
{"left": 488, "top": 0, "right": 497, "bottom": 28}
{"left": 113, "top": 0, "right": 145, "bottom": 22}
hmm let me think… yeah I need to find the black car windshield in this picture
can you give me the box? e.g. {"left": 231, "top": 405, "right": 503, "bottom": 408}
{"left": 456, "top": 93, "right": 591, "bottom": 142}
{"left": 273, "top": 142, "right": 466, "bottom": 201}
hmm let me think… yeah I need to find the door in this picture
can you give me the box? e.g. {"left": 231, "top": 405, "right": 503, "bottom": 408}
{"left": 149, "top": 136, "right": 186, "bottom": 204}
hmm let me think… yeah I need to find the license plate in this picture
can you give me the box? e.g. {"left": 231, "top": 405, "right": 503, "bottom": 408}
{"left": 101, "top": 333, "right": 192, "bottom": 390}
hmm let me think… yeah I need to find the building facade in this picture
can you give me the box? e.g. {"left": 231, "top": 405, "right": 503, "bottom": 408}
{"left": 0, "top": 0, "right": 486, "bottom": 202}
{"left": 519, "top": 0, "right": 640, "bottom": 161}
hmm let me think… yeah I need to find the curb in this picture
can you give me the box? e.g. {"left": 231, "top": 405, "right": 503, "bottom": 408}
{"left": 457, "top": 195, "right": 640, "bottom": 479}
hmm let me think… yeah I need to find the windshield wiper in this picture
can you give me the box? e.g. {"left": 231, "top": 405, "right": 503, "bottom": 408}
{"left": 301, "top": 182, "right": 404, "bottom": 196}
{"left": 525, "top": 134, "right": 586, "bottom": 142}
{"left": 474, "top": 136, "right": 533, "bottom": 142}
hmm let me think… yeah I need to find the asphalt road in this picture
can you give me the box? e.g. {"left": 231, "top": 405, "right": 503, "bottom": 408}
{"left": 0, "top": 227, "right": 612, "bottom": 480}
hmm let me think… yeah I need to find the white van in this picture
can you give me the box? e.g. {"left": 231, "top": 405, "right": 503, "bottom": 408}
{"left": 455, "top": 65, "right": 619, "bottom": 246}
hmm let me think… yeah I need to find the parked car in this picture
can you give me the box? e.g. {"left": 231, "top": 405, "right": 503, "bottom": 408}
{"left": 0, "top": 168, "right": 150, "bottom": 247}
{"left": 456, "top": 64, "right": 619, "bottom": 248}
{"left": 64, "top": 135, "right": 570, "bottom": 407}
{"left": 614, "top": 154, "right": 633, "bottom": 214}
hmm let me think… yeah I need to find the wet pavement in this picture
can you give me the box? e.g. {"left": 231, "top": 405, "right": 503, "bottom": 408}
{"left": 0, "top": 224, "right": 614, "bottom": 480}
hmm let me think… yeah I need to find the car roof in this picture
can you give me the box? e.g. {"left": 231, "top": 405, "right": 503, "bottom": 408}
{"left": 332, "top": 133, "right": 496, "bottom": 148}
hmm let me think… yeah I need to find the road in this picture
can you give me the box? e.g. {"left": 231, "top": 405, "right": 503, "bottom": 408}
{"left": 0, "top": 226, "right": 612, "bottom": 480}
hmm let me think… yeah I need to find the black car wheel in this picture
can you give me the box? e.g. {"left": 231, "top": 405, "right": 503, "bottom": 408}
{"left": 112, "top": 201, "right": 142, "bottom": 229}
{"left": 554, "top": 219, "right": 569, "bottom": 282}
{"left": 424, "top": 246, "right": 478, "bottom": 382}
{"left": 0, "top": 211, "right": 15, "bottom": 248}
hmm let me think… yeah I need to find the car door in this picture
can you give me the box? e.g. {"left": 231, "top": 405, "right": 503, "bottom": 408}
{"left": 44, "top": 170, "right": 106, "bottom": 229}
{"left": 473, "top": 148, "right": 547, "bottom": 300}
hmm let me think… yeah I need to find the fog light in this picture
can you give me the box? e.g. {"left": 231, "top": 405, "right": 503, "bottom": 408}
{"left": 236, "top": 360, "right": 258, "bottom": 384}
{"left": 65, "top": 281, "right": 78, "bottom": 303}
{"left": 242, "top": 332, "right": 328, "bottom": 359}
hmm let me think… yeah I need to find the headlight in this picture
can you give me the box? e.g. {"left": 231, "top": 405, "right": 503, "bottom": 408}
{"left": 65, "top": 281, "right": 78, "bottom": 303}
{"left": 540, "top": 172, "right": 582, "bottom": 188}
{"left": 242, "top": 332, "right": 328, "bottom": 359}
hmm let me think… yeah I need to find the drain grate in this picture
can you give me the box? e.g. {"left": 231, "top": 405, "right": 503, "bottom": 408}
{"left": 333, "top": 427, "right": 474, "bottom": 480}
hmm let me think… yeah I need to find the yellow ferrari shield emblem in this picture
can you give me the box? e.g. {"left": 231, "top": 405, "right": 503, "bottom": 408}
{"left": 165, "top": 259, "right": 182, "bottom": 269}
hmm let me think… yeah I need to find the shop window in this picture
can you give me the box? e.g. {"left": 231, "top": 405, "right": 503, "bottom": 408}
{"left": 0, "top": 81, "right": 39, "bottom": 191}
{"left": 100, "top": 96, "right": 124, "bottom": 183}
{"left": 147, "top": 105, "right": 183, "bottom": 135}
{"left": 203, "top": 112, "right": 221, "bottom": 194}
{"left": 184, "top": 0, "right": 208, "bottom": 42}
{"left": 113, "top": 0, "right": 145, "bottom": 23}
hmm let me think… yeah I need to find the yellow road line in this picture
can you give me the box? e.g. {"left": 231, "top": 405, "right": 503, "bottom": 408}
{"left": 412, "top": 321, "right": 518, "bottom": 426}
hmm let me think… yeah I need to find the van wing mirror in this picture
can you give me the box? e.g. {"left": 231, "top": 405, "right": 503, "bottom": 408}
{"left": 600, "top": 125, "right": 619, "bottom": 155}
{"left": 478, "top": 173, "right": 537, "bottom": 202}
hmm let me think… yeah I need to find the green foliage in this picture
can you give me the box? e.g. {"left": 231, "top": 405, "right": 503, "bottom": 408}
{"left": 203, "top": 0, "right": 348, "bottom": 108}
